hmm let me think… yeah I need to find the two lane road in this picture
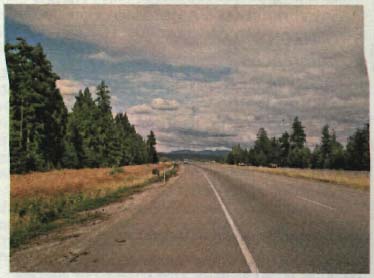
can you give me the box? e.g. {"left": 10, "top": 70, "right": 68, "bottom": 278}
{"left": 37, "top": 163, "right": 370, "bottom": 273}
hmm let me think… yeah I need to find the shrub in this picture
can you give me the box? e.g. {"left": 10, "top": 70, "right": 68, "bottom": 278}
{"left": 109, "top": 166, "right": 124, "bottom": 175}
{"left": 152, "top": 168, "right": 160, "bottom": 176}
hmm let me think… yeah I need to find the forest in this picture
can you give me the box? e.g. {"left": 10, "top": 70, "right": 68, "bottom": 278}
{"left": 226, "top": 117, "right": 369, "bottom": 170}
{"left": 6, "top": 38, "right": 158, "bottom": 174}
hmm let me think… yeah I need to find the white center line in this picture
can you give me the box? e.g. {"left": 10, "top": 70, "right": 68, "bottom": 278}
{"left": 200, "top": 169, "right": 259, "bottom": 273}
{"left": 297, "top": 196, "right": 335, "bottom": 210}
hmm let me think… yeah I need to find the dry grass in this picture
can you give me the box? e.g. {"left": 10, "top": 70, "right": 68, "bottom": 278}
{"left": 11, "top": 163, "right": 170, "bottom": 198}
{"left": 242, "top": 166, "right": 369, "bottom": 190}
{"left": 10, "top": 162, "right": 175, "bottom": 249}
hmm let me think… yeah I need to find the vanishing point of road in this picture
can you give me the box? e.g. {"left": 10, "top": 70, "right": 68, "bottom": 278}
{"left": 15, "top": 163, "right": 370, "bottom": 273}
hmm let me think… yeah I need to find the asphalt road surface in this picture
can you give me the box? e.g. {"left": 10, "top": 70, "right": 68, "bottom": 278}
{"left": 23, "top": 163, "right": 370, "bottom": 273}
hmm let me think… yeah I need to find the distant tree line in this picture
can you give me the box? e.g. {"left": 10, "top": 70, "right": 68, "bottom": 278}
{"left": 226, "top": 117, "right": 369, "bottom": 171}
{"left": 6, "top": 38, "right": 158, "bottom": 174}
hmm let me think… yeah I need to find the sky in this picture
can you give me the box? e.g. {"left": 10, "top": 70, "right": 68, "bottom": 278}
{"left": 5, "top": 5, "right": 369, "bottom": 152}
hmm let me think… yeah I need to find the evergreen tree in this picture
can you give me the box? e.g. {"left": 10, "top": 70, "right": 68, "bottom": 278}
{"left": 253, "top": 128, "right": 271, "bottom": 166}
{"left": 345, "top": 124, "right": 369, "bottom": 170}
{"left": 269, "top": 136, "right": 281, "bottom": 165}
{"left": 231, "top": 144, "right": 244, "bottom": 164}
{"left": 63, "top": 88, "right": 101, "bottom": 168}
{"left": 288, "top": 117, "right": 310, "bottom": 167}
{"left": 94, "top": 81, "right": 121, "bottom": 166}
{"left": 96, "top": 81, "right": 111, "bottom": 114}
{"left": 279, "top": 131, "right": 290, "bottom": 166}
{"left": 132, "top": 134, "right": 148, "bottom": 164}
{"left": 6, "top": 38, "right": 67, "bottom": 173}
{"left": 288, "top": 147, "right": 311, "bottom": 168}
{"left": 146, "top": 131, "right": 159, "bottom": 163}
{"left": 330, "top": 130, "right": 345, "bottom": 169}
{"left": 312, "top": 126, "right": 345, "bottom": 169}
{"left": 290, "top": 117, "right": 306, "bottom": 149}
{"left": 226, "top": 152, "right": 235, "bottom": 164}
{"left": 114, "top": 113, "right": 148, "bottom": 165}
{"left": 320, "top": 125, "right": 332, "bottom": 168}
{"left": 115, "top": 113, "right": 132, "bottom": 165}
{"left": 311, "top": 145, "right": 322, "bottom": 169}
{"left": 61, "top": 114, "right": 81, "bottom": 168}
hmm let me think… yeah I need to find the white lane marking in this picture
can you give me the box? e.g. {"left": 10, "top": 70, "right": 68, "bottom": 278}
{"left": 296, "top": 196, "right": 335, "bottom": 210}
{"left": 200, "top": 170, "right": 259, "bottom": 273}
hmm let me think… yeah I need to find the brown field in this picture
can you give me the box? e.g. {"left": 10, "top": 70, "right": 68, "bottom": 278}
{"left": 224, "top": 164, "right": 369, "bottom": 190}
{"left": 11, "top": 163, "right": 170, "bottom": 198}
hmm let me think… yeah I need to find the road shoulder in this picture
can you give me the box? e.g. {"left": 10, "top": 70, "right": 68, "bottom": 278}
{"left": 10, "top": 166, "right": 183, "bottom": 272}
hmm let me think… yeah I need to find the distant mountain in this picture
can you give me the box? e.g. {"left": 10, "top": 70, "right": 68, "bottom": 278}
{"left": 160, "top": 149, "right": 230, "bottom": 161}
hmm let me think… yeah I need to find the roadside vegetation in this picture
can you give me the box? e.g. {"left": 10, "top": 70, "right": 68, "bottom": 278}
{"left": 10, "top": 163, "right": 178, "bottom": 250}
{"left": 244, "top": 166, "right": 369, "bottom": 190}
{"left": 226, "top": 117, "right": 369, "bottom": 171}
{"left": 6, "top": 38, "right": 158, "bottom": 174}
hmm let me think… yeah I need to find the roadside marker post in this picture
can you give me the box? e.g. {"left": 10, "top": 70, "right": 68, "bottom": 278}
{"left": 164, "top": 170, "right": 166, "bottom": 184}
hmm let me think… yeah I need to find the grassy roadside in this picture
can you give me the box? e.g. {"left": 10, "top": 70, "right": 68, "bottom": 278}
{"left": 10, "top": 163, "right": 178, "bottom": 250}
{"left": 222, "top": 164, "right": 369, "bottom": 191}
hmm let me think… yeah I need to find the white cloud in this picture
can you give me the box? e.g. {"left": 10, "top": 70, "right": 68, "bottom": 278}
{"left": 87, "top": 51, "right": 116, "bottom": 62}
{"left": 127, "top": 104, "right": 153, "bottom": 114}
{"left": 86, "top": 51, "right": 129, "bottom": 63}
{"left": 56, "top": 79, "right": 98, "bottom": 110}
{"left": 56, "top": 79, "right": 83, "bottom": 95}
{"left": 6, "top": 5, "right": 363, "bottom": 68}
{"left": 151, "top": 98, "right": 179, "bottom": 111}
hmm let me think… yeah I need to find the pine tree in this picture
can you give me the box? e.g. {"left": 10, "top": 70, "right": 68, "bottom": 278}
{"left": 320, "top": 125, "right": 331, "bottom": 168}
{"left": 61, "top": 114, "right": 81, "bottom": 168}
{"left": 345, "top": 124, "right": 369, "bottom": 170}
{"left": 63, "top": 88, "right": 100, "bottom": 168}
{"left": 290, "top": 117, "right": 306, "bottom": 149}
{"left": 226, "top": 152, "right": 235, "bottom": 164}
{"left": 311, "top": 145, "right": 322, "bottom": 169}
{"left": 279, "top": 131, "right": 290, "bottom": 166}
{"left": 269, "top": 137, "right": 281, "bottom": 165}
{"left": 94, "top": 81, "right": 121, "bottom": 166}
{"left": 253, "top": 128, "right": 271, "bottom": 166}
{"left": 288, "top": 146, "right": 311, "bottom": 168}
{"left": 6, "top": 38, "right": 67, "bottom": 173}
{"left": 114, "top": 112, "right": 149, "bottom": 165}
{"left": 330, "top": 130, "right": 345, "bottom": 169}
{"left": 288, "top": 117, "right": 310, "bottom": 168}
{"left": 132, "top": 134, "right": 148, "bottom": 164}
{"left": 96, "top": 81, "right": 111, "bottom": 114}
{"left": 146, "top": 131, "right": 158, "bottom": 163}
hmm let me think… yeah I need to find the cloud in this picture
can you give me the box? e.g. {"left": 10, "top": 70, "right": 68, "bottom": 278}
{"left": 7, "top": 5, "right": 368, "bottom": 151}
{"left": 127, "top": 104, "right": 153, "bottom": 115}
{"left": 151, "top": 98, "right": 179, "bottom": 111}
{"left": 56, "top": 79, "right": 84, "bottom": 95}
{"left": 86, "top": 51, "right": 117, "bottom": 63}
{"left": 123, "top": 63, "right": 368, "bottom": 151}
{"left": 6, "top": 5, "right": 363, "bottom": 67}
{"left": 55, "top": 79, "right": 97, "bottom": 109}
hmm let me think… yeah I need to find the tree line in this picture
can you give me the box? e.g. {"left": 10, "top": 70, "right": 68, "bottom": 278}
{"left": 226, "top": 117, "right": 369, "bottom": 171}
{"left": 6, "top": 38, "right": 158, "bottom": 174}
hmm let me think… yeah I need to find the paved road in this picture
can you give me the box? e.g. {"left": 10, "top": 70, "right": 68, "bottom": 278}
{"left": 36, "top": 163, "right": 370, "bottom": 273}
